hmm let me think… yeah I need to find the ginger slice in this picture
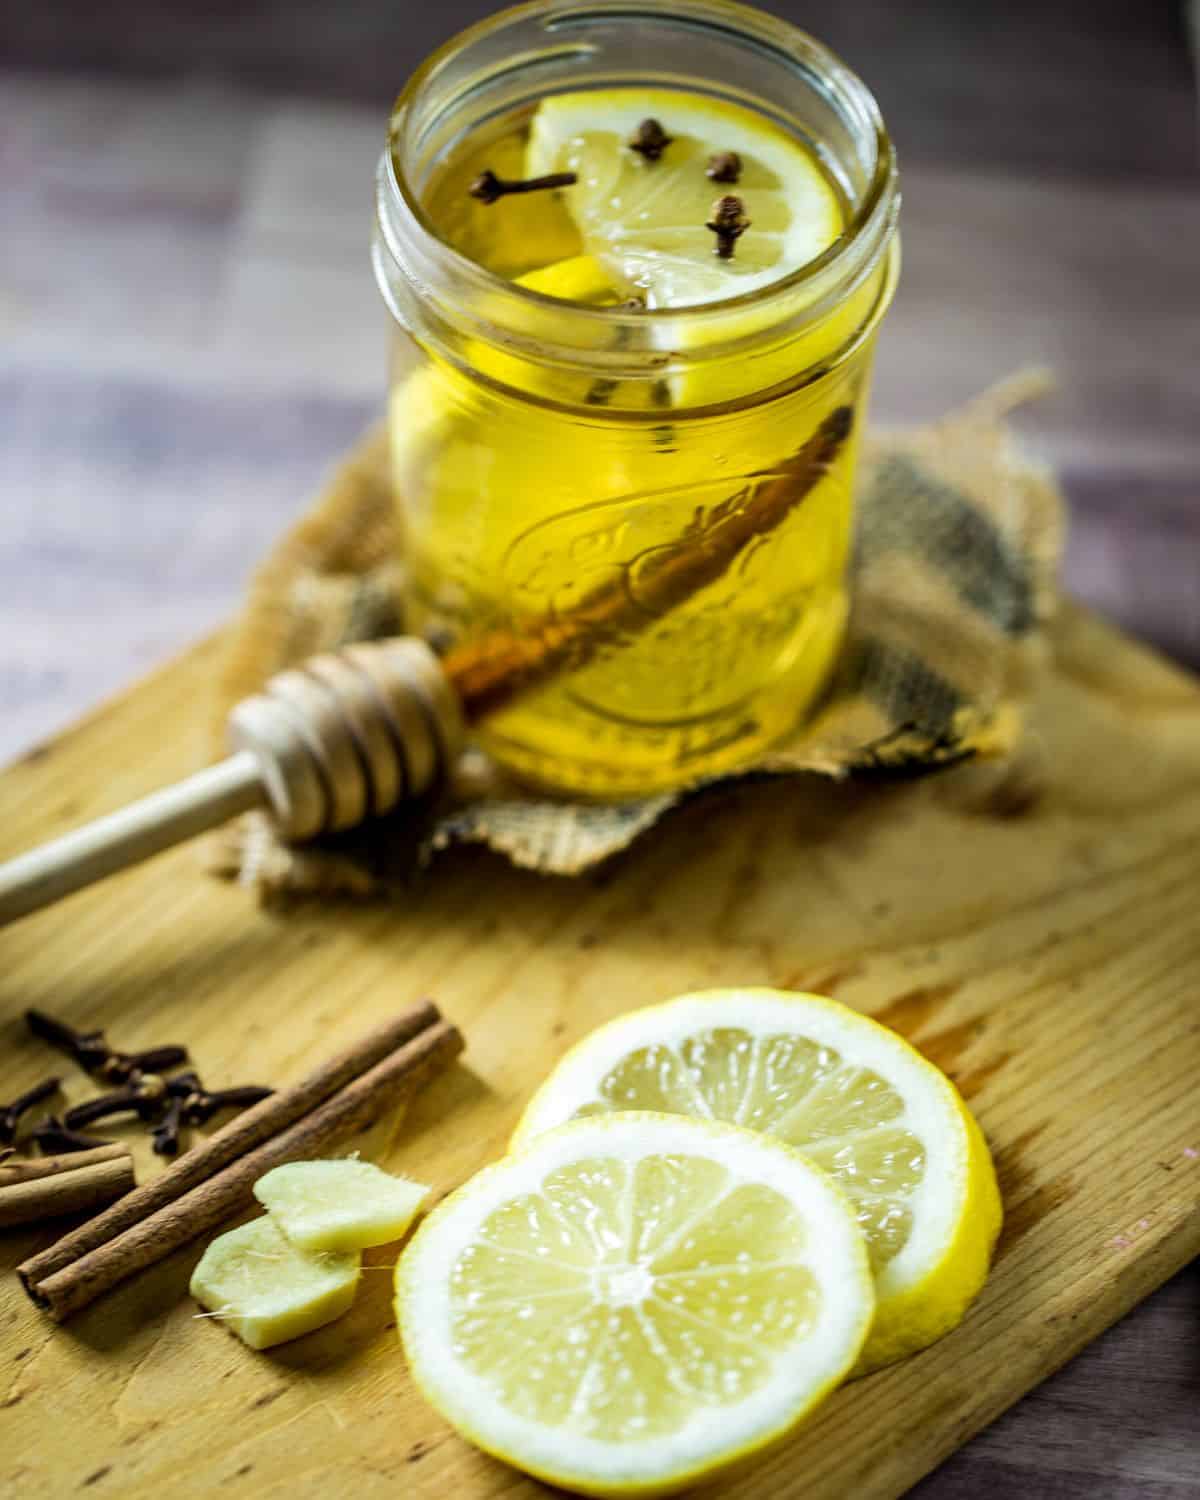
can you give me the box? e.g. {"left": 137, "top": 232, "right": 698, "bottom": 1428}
{"left": 253, "top": 1159, "right": 430, "bottom": 1253}
{"left": 190, "top": 1214, "right": 360, "bottom": 1350}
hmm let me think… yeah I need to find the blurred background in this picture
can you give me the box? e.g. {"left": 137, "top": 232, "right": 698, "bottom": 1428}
{"left": 0, "top": 6, "right": 1197, "bottom": 1496}
{"left": 1, "top": 0, "right": 1197, "bottom": 762}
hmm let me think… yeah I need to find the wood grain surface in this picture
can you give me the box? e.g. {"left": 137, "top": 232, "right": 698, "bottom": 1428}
{"left": 1, "top": 604, "right": 1199, "bottom": 1499}
{"left": 2, "top": 2, "right": 1198, "bottom": 1494}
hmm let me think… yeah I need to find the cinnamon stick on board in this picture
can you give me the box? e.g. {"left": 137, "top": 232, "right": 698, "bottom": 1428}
{"left": 0, "top": 1142, "right": 129, "bottom": 1187}
{"left": 19, "top": 998, "right": 438, "bottom": 1290}
{"left": 22, "top": 1016, "right": 461, "bottom": 1321}
{"left": 0, "top": 1144, "right": 135, "bottom": 1229}
{"left": 19, "top": 1001, "right": 458, "bottom": 1320}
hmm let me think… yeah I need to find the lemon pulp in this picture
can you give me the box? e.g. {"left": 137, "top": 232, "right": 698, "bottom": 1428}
{"left": 525, "top": 88, "right": 841, "bottom": 308}
{"left": 398, "top": 1113, "right": 873, "bottom": 1496}
{"left": 514, "top": 990, "right": 1002, "bottom": 1370}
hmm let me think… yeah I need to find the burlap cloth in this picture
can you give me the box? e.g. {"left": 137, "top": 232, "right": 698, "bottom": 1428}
{"left": 206, "top": 372, "right": 1063, "bottom": 901}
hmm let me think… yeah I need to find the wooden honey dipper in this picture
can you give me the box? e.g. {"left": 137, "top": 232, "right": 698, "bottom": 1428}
{"left": 0, "top": 407, "right": 852, "bottom": 927}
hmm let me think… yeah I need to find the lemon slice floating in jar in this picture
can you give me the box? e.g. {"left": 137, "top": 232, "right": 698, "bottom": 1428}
{"left": 523, "top": 90, "right": 887, "bottom": 407}
{"left": 397, "top": 1112, "right": 873, "bottom": 1497}
{"left": 513, "top": 989, "right": 1002, "bottom": 1372}
{"left": 525, "top": 88, "right": 843, "bottom": 309}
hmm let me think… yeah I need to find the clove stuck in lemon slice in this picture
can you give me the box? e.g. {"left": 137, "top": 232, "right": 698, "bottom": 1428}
{"left": 525, "top": 88, "right": 842, "bottom": 310}
{"left": 522, "top": 88, "right": 890, "bottom": 408}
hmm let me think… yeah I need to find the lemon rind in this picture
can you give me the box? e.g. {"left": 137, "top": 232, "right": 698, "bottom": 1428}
{"left": 397, "top": 1111, "right": 873, "bottom": 1497}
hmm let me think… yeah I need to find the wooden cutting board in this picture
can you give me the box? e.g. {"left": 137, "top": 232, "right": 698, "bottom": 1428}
{"left": 2, "top": 603, "right": 1199, "bottom": 1500}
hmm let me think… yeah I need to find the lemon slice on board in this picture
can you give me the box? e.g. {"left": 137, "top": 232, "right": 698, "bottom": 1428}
{"left": 397, "top": 1112, "right": 873, "bottom": 1497}
{"left": 513, "top": 990, "right": 1002, "bottom": 1372}
{"left": 526, "top": 88, "right": 843, "bottom": 309}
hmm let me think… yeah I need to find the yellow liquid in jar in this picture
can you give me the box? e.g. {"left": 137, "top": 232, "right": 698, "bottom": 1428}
{"left": 390, "top": 98, "right": 886, "bottom": 798}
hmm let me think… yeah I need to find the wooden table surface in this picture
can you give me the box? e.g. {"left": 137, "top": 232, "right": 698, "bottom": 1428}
{"left": 1, "top": 2, "right": 1197, "bottom": 1495}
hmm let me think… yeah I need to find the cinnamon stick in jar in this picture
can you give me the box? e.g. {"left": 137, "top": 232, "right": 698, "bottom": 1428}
{"left": 20, "top": 1006, "right": 462, "bottom": 1321}
{"left": 0, "top": 1144, "right": 135, "bottom": 1229}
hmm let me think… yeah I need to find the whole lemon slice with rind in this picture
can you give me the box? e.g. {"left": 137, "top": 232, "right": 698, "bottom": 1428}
{"left": 526, "top": 88, "right": 843, "bottom": 309}
{"left": 513, "top": 989, "right": 1002, "bottom": 1372}
{"left": 397, "top": 1112, "right": 873, "bottom": 1497}
{"left": 524, "top": 90, "right": 890, "bottom": 408}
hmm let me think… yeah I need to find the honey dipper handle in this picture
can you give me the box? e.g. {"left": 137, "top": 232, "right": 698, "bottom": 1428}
{"left": 0, "top": 636, "right": 464, "bottom": 928}
{"left": 0, "top": 752, "right": 265, "bottom": 928}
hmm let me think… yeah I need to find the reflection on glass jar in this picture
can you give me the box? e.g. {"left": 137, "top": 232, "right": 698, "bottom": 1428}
{"left": 375, "top": 0, "right": 899, "bottom": 797}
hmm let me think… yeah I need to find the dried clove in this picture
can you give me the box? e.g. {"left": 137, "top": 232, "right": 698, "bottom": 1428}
{"left": 0, "top": 1077, "right": 61, "bottom": 1146}
{"left": 97, "top": 1045, "right": 189, "bottom": 1084}
{"left": 33, "top": 1117, "right": 113, "bottom": 1155}
{"left": 151, "top": 1095, "right": 186, "bottom": 1158}
{"left": 144, "top": 1073, "right": 273, "bottom": 1157}
{"left": 25, "top": 1008, "right": 272, "bottom": 1161}
{"left": 706, "top": 150, "right": 742, "bottom": 183}
{"left": 187, "top": 1086, "right": 274, "bottom": 1124}
{"left": 584, "top": 377, "right": 621, "bottom": 407}
{"left": 468, "top": 168, "right": 578, "bottom": 204}
{"left": 26, "top": 1009, "right": 110, "bottom": 1074}
{"left": 705, "top": 194, "right": 751, "bottom": 259}
{"left": 63, "top": 1074, "right": 168, "bottom": 1130}
{"left": 168, "top": 1072, "right": 274, "bottom": 1127}
{"left": 26, "top": 1008, "right": 188, "bottom": 1083}
{"left": 629, "top": 118, "right": 673, "bottom": 162}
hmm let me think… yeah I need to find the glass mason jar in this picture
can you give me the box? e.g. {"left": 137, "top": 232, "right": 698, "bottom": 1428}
{"left": 374, "top": 0, "right": 898, "bottom": 798}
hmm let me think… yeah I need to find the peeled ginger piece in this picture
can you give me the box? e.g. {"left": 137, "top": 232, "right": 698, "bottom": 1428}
{"left": 253, "top": 1159, "right": 430, "bottom": 1253}
{"left": 189, "top": 1215, "right": 360, "bottom": 1350}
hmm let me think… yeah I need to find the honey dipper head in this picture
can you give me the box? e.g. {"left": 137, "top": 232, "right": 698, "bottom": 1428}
{"left": 227, "top": 638, "right": 463, "bottom": 840}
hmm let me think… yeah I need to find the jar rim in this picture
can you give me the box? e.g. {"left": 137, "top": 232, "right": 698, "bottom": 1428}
{"left": 381, "top": 0, "right": 898, "bottom": 337}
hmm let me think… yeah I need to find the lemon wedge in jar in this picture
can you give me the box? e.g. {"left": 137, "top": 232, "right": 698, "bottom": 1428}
{"left": 513, "top": 989, "right": 1002, "bottom": 1372}
{"left": 388, "top": 251, "right": 624, "bottom": 452}
{"left": 397, "top": 1112, "right": 872, "bottom": 1497}
{"left": 515, "top": 252, "right": 625, "bottom": 305}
